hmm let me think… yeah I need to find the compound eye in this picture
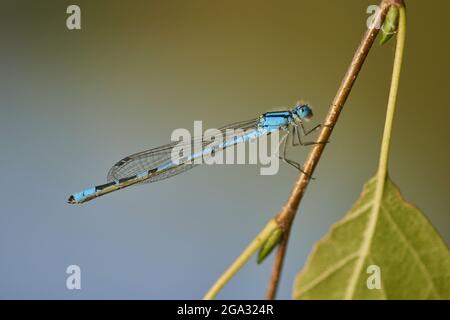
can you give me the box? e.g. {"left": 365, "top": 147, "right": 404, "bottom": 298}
{"left": 299, "top": 105, "right": 309, "bottom": 115}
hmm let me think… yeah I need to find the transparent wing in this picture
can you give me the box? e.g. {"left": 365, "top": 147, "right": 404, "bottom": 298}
{"left": 106, "top": 118, "right": 259, "bottom": 184}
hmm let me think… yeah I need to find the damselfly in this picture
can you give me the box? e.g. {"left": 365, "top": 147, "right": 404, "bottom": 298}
{"left": 68, "top": 103, "right": 325, "bottom": 204}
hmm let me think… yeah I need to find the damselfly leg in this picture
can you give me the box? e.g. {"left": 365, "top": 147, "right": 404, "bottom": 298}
{"left": 276, "top": 128, "right": 313, "bottom": 178}
{"left": 278, "top": 123, "right": 331, "bottom": 179}
{"left": 292, "top": 123, "right": 330, "bottom": 146}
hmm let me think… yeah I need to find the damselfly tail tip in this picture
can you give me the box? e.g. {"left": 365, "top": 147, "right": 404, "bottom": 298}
{"left": 67, "top": 195, "right": 78, "bottom": 204}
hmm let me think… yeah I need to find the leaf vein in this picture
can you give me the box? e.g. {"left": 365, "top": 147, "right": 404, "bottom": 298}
{"left": 339, "top": 201, "right": 373, "bottom": 225}
{"left": 296, "top": 252, "right": 359, "bottom": 297}
{"left": 382, "top": 203, "right": 442, "bottom": 299}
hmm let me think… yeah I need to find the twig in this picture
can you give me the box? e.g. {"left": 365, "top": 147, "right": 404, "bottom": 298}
{"left": 266, "top": 0, "right": 404, "bottom": 299}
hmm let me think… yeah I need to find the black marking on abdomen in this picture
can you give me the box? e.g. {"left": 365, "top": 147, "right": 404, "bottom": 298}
{"left": 95, "top": 181, "right": 117, "bottom": 191}
{"left": 119, "top": 175, "right": 137, "bottom": 184}
{"left": 148, "top": 168, "right": 158, "bottom": 175}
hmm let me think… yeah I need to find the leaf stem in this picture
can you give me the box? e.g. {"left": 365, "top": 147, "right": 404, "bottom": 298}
{"left": 344, "top": 3, "right": 406, "bottom": 300}
{"left": 377, "top": 6, "right": 406, "bottom": 181}
{"left": 203, "top": 218, "right": 279, "bottom": 300}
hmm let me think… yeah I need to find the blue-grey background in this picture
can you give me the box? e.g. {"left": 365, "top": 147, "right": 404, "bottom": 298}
{"left": 0, "top": 0, "right": 449, "bottom": 299}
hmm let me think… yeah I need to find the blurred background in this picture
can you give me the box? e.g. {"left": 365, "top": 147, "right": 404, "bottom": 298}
{"left": 0, "top": 0, "right": 448, "bottom": 299}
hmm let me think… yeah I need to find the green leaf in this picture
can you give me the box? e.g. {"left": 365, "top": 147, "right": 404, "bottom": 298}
{"left": 257, "top": 226, "right": 283, "bottom": 264}
{"left": 380, "top": 6, "right": 400, "bottom": 45}
{"left": 293, "top": 176, "right": 450, "bottom": 299}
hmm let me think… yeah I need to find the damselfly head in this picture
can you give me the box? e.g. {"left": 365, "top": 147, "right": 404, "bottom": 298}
{"left": 293, "top": 104, "right": 313, "bottom": 121}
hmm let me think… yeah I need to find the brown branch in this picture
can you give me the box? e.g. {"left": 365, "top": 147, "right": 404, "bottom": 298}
{"left": 265, "top": 0, "right": 402, "bottom": 300}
